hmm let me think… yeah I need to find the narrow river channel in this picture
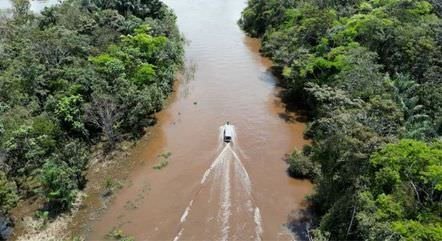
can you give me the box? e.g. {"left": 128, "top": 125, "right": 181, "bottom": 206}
{"left": 83, "top": 0, "right": 313, "bottom": 240}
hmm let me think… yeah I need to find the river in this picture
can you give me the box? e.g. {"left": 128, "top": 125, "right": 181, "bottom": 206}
{"left": 0, "top": 0, "right": 59, "bottom": 13}
{"left": 2, "top": 0, "right": 313, "bottom": 240}
{"left": 83, "top": 0, "right": 313, "bottom": 240}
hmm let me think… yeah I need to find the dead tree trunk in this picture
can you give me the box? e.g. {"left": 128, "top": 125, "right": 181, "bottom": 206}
{"left": 86, "top": 94, "right": 121, "bottom": 151}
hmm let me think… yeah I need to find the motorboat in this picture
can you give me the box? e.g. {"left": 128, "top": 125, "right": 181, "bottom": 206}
{"left": 223, "top": 122, "right": 233, "bottom": 143}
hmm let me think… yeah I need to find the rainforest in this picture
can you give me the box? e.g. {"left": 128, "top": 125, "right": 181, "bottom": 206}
{"left": 0, "top": 0, "right": 183, "bottom": 239}
{"left": 240, "top": 0, "right": 441, "bottom": 240}
{"left": 0, "top": 0, "right": 441, "bottom": 240}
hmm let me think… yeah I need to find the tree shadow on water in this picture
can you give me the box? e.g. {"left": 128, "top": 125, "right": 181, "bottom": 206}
{"left": 286, "top": 206, "right": 314, "bottom": 241}
{"left": 274, "top": 90, "right": 311, "bottom": 125}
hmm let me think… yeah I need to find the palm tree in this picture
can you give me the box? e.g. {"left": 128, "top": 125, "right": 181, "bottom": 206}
{"left": 391, "top": 74, "right": 434, "bottom": 139}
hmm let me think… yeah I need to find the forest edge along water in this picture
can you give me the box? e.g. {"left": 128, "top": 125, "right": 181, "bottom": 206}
{"left": 2, "top": 0, "right": 442, "bottom": 240}
{"left": 77, "top": 0, "right": 313, "bottom": 240}
{"left": 1, "top": 0, "right": 313, "bottom": 240}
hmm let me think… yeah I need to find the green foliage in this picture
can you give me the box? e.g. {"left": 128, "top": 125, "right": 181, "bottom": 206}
{"left": 392, "top": 220, "right": 442, "bottom": 241}
{"left": 353, "top": 140, "right": 442, "bottom": 240}
{"left": 102, "top": 177, "right": 122, "bottom": 197}
{"left": 0, "top": 0, "right": 183, "bottom": 223}
{"left": 90, "top": 54, "right": 126, "bottom": 78}
{"left": 55, "top": 94, "right": 85, "bottom": 134}
{"left": 1, "top": 112, "right": 61, "bottom": 191}
{"left": 40, "top": 160, "right": 78, "bottom": 212}
{"left": 34, "top": 210, "right": 49, "bottom": 224}
{"left": 0, "top": 172, "right": 18, "bottom": 214}
{"left": 11, "top": 0, "right": 30, "bottom": 20}
{"left": 241, "top": 0, "right": 442, "bottom": 240}
{"left": 133, "top": 63, "right": 156, "bottom": 85}
{"left": 239, "top": 0, "right": 296, "bottom": 37}
{"left": 153, "top": 152, "right": 171, "bottom": 170}
{"left": 88, "top": 23, "right": 181, "bottom": 136}
{"left": 89, "top": 0, "right": 167, "bottom": 20}
{"left": 108, "top": 228, "right": 135, "bottom": 241}
{"left": 371, "top": 140, "right": 442, "bottom": 201}
{"left": 287, "top": 151, "right": 318, "bottom": 179}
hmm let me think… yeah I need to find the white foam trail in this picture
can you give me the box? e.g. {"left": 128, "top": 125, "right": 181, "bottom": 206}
{"left": 208, "top": 153, "right": 224, "bottom": 204}
{"left": 226, "top": 125, "right": 246, "bottom": 158}
{"left": 220, "top": 156, "right": 231, "bottom": 241}
{"left": 254, "top": 208, "right": 263, "bottom": 241}
{"left": 217, "top": 126, "right": 225, "bottom": 152}
{"left": 173, "top": 126, "right": 264, "bottom": 241}
{"left": 201, "top": 145, "right": 229, "bottom": 184}
{"left": 172, "top": 228, "right": 184, "bottom": 241}
{"left": 230, "top": 145, "right": 252, "bottom": 195}
{"left": 180, "top": 200, "right": 194, "bottom": 223}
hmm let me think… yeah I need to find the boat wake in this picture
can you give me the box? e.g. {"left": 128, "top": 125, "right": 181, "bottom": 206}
{"left": 173, "top": 126, "right": 263, "bottom": 241}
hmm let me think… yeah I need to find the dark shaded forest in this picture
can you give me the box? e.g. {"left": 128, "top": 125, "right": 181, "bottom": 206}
{"left": 0, "top": 0, "right": 183, "bottom": 235}
{"left": 241, "top": 0, "right": 441, "bottom": 240}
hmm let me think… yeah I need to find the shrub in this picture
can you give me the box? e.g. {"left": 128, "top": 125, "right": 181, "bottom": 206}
{"left": 0, "top": 172, "right": 18, "bottom": 214}
{"left": 287, "top": 151, "right": 317, "bottom": 179}
{"left": 39, "top": 160, "right": 78, "bottom": 212}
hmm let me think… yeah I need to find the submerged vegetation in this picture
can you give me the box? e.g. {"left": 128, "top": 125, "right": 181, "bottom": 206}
{"left": 241, "top": 0, "right": 441, "bottom": 240}
{"left": 0, "top": 0, "right": 183, "bottom": 235}
{"left": 107, "top": 228, "right": 135, "bottom": 241}
{"left": 152, "top": 151, "right": 171, "bottom": 170}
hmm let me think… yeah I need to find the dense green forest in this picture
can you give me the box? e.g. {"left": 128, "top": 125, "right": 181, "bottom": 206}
{"left": 0, "top": 0, "right": 183, "bottom": 235}
{"left": 241, "top": 0, "right": 441, "bottom": 240}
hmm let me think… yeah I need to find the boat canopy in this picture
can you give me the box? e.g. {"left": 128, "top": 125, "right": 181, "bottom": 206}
{"left": 224, "top": 124, "right": 234, "bottom": 137}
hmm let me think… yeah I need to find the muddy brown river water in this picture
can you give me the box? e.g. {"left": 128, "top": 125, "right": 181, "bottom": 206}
{"left": 85, "top": 0, "right": 313, "bottom": 240}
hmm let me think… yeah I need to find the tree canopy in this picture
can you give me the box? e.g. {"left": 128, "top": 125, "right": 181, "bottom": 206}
{"left": 241, "top": 0, "right": 442, "bottom": 240}
{"left": 0, "top": 0, "right": 183, "bottom": 234}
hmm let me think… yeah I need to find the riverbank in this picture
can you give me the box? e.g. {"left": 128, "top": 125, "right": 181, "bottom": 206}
{"left": 65, "top": 77, "right": 184, "bottom": 239}
{"left": 239, "top": 1, "right": 442, "bottom": 240}
{"left": 0, "top": 1, "right": 184, "bottom": 240}
{"left": 79, "top": 0, "right": 313, "bottom": 240}
{"left": 2, "top": 0, "right": 314, "bottom": 240}
{"left": 11, "top": 78, "right": 183, "bottom": 240}
{"left": 10, "top": 139, "right": 136, "bottom": 240}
